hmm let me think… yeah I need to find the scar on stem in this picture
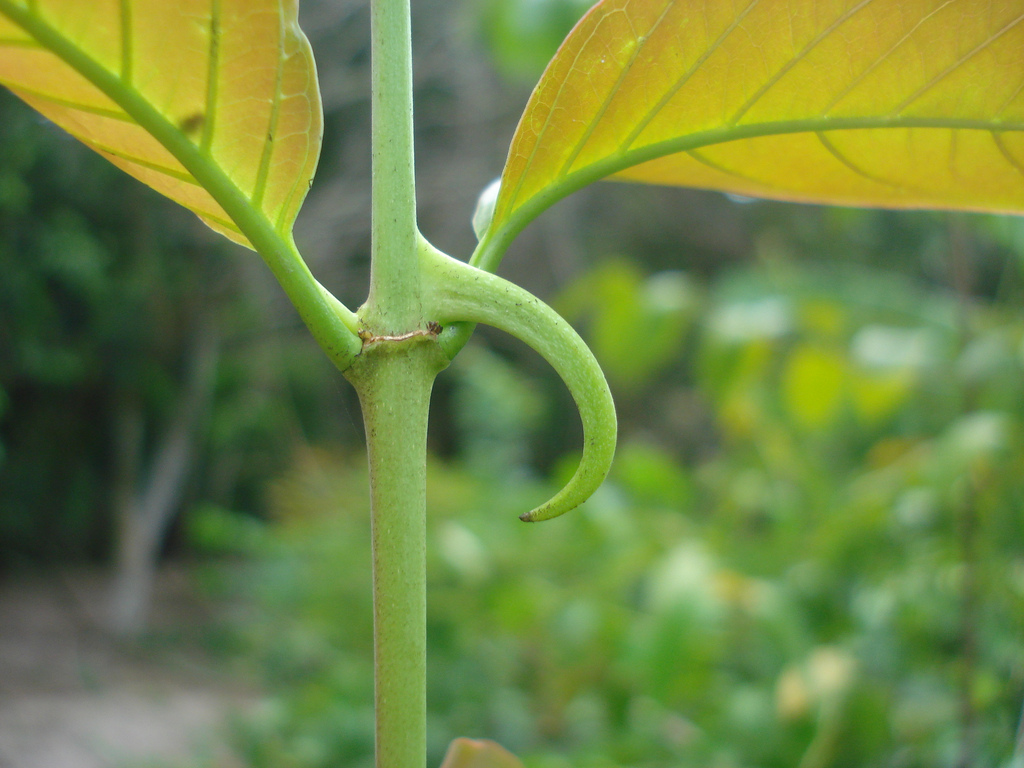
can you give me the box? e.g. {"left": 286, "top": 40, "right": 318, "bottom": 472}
{"left": 358, "top": 322, "right": 443, "bottom": 344}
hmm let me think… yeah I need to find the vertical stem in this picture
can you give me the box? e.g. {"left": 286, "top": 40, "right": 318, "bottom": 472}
{"left": 360, "top": 0, "right": 435, "bottom": 764}
{"left": 346, "top": 339, "right": 446, "bottom": 768}
{"left": 366, "top": 0, "right": 420, "bottom": 332}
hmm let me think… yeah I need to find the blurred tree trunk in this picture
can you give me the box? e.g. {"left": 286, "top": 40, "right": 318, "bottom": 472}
{"left": 108, "top": 321, "right": 220, "bottom": 637}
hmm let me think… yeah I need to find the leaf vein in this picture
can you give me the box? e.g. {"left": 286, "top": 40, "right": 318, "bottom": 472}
{"left": 894, "top": 9, "right": 1024, "bottom": 114}
{"left": 91, "top": 141, "right": 199, "bottom": 183}
{"left": 995, "top": 74, "right": 1024, "bottom": 119}
{"left": 730, "top": 0, "right": 876, "bottom": 125}
{"left": 509, "top": 117, "right": 1024, "bottom": 238}
{"left": 815, "top": 130, "right": 913, "bottom": 192}
{"left": 2, "top": 80, "right": 132, "bottom": 120}
{"left": 558, "top": 0, "right": 676, "bottom": 177}
{"left": 686, "top": 147, "right": 780, "bottom": 189}
{"left": 275, "top": 75, "right": 315, "bottom": 231}
{"left": 823, "top": 0, "right": 958, "bottom": 115}
{"left": 0, "top": 36, "right": 39, "bottom": 47}
{"left": 618, "top": 0, "right": 762, "bottom": 153}
{"left": 119, "top": 0, "right": 132, "bottom": 84}
{"left": 503, "top": 3, "right": 609, "bottom": 217}
{"left": 199, "top": 210, "right": 244, "bottom": 233}
{"left": 991, "top": 130, "right": 1024, "bottom": 180}
{"left": 200, "top": 0, "right": 221, "bottom": 153}
{"left": 251, "top": 3, "right": 286, "bottom": 210}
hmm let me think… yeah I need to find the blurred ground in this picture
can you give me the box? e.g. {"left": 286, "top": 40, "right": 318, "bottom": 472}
{"left": 0, "top": 567, "right": 250, "bottom": 768}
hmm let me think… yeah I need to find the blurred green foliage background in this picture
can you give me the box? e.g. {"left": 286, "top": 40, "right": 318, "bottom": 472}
{"left": 3, "top": 0, "right": 1024, "bottom": 766}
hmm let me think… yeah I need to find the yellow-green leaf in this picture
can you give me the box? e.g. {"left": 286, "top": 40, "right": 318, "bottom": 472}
{"left": 438, "top": 738, "right": 525, "bottom": 768}
{"left": 479, "top": 0, "right": 1024, "bottom": 270}
{"left": 0, "top": 0, "right": 321, "bottom": 249}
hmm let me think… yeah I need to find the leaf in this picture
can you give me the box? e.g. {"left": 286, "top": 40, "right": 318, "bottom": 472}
{"left": 479, "top": 0, "right": 1024, "bottom": 269}
{"left": 438, "top": 738, "right": 525, "bottom": 768}
{"left": 0, "top": 0, "right": 321, "bottom": 249}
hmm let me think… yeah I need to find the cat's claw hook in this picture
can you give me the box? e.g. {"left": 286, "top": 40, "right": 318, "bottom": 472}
{"left": 421, "top": 240, "right": 616, "bottom": 522}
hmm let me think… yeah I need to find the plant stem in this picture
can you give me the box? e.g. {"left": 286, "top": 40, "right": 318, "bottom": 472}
{"left": 365, "top": 0, "right": 420, "bottom": 333}
{"left": 345, "top": 337, "right": 447, "bottom": 768}
{"left": 358, "top": 0, "right": 436, "bottom": 764}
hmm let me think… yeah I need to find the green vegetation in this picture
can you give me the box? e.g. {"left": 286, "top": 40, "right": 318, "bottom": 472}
{"left": 203, "top": 243, "right": 1024, "bottom": 767}
{"left": 2, "top": 0, "right": 1023, "bottom": 766}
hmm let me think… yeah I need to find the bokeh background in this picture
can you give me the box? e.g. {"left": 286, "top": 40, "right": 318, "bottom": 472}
{"left": 2, "top": 0, "right": 1024, "bottom": 766}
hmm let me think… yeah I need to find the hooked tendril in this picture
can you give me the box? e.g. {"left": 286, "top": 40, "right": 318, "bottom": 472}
{"left": 420, "top": 238, "right": 617, "bottom": 522}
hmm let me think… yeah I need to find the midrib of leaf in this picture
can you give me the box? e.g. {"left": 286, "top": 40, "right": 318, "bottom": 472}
{"left": 0, "top": 0, "right": 363, "bottom": 359}
{"left": 0, "top": 0, "right": 282, "bottom": 250}
{"left": 473, "top": 114, "right": 1024, "bottom": 272}
{"left": 591, "top": 115, "right": 1024, "bottom": 198}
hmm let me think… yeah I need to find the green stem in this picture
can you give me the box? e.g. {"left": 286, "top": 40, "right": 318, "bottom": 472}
{"left": 345, "top": 337, "right": 448, "bottom": 768}
{"left": 356, "top": 0, "right": 436, "bottom": 765}
{"left": 364, "top": 0, "right": 420, "bottom": 333}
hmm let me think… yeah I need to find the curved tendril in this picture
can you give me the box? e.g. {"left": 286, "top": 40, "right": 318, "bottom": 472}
{"left": 420, "top": 238, "right": 617, "bottom": 522}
